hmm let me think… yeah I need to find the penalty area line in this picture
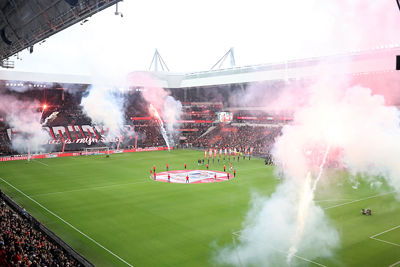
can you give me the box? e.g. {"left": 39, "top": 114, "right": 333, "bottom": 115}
{"left": 0, "top": 177, "right": 134, "bottom": 267}
{"left": 314, "top": 198, "right": 353, "bottom": 203}
{"left": 369, "top": 224, "right": 400, "bottom": 247}
{"left": 370, "top": 237, "right": 400, "bottom": 247}
{"left": 231, "top": 231, "right": 326, "bottom": 267}
{"left": 389, "top": 260, "right": 400, "bottom": 267}
{"left": 370, "top": 225, "right": 400, "bottom": 239}
{"left": 324, "top": 191, "right": 396, "bottom": 210}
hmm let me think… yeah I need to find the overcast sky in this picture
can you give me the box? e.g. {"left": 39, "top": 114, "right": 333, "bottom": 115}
{"left": 10, "top": 0, "right": 400, "bottom": 77}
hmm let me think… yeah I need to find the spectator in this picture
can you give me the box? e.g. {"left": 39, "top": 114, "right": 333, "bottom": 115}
{"left": 0, "top": 198, "right": 82, "bottom": 266}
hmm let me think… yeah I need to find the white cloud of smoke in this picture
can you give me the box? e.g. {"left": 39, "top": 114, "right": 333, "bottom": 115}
{"left": 217, "top": 187, "right": 339, "bottom": 266}
{"left": 163, "top": 95, "right": 183, "bottom": 133}
{"left": 219, "top": 3, "right": 400, "bottom": 263}
{"left": 218, "top": 78, "right": 400, "bottom": 265}
{"left": 0, "top": 93, "right": 48, "bottom": 153}
{"left": 81, "top": 83, "right": 125, "bottom": 139}
{"left": 129, "top": 72, "right": 183, "bottom": 145}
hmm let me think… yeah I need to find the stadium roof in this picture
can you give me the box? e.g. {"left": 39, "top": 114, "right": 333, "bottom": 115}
{"left": 1, "top": 47, "right": 400, "bottom": 88}
{"left": 0, "top": 0, "right": 120, "bottom": 66}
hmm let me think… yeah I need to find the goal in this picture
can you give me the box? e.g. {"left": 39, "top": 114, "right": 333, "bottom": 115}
{"left": 83, "top": 147, "right": 110, "bottom": 156}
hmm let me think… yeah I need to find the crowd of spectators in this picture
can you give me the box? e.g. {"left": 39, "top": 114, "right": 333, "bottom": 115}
{"left": 0, "top": 83, "right": 286, "bottom": 156}
{"left": 0, "top": 198, "right": 82, "bottom": 267}
{"left": 193, "top": 125, "right": 282, "bottom": 155}
{"left": 0, "top": 131, "right": 12, "bottom": 156}
{"left": 134, "top": 124, "right": 167, "bottom": 148}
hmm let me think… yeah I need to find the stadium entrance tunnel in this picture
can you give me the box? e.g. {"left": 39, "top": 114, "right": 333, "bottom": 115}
{"left": 152, "top": 170, "right": 233, "bottom": 183}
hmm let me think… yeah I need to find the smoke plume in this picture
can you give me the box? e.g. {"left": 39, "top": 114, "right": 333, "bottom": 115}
{"left": 0, "top": 93, "right": 48, "bottom": 153}
{"left": 218, "top": 76, "right": 400, "bottom": 265}
{"left": 163, "top": 95, "right": 183, "bottom": 133}
{"left": 218, "top": 0, "right": 400, "bottom": 258}
{"left": 128, "top": 72, "right": 183, "bottom": 145}
{"left": 81, "top": 83, "right": 125, "bottom": 138}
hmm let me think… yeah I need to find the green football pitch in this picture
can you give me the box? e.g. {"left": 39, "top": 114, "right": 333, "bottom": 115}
{"left": 0, "top": 149, "right": 399, "bottom": 266}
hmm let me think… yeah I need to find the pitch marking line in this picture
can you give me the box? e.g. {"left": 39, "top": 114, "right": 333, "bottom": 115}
{"left": 31, "top": 159, "right": 49, "bottom": 167}
{"left": 370, "top": 237, "right": 400, "bottom": 247}
{"left": 232, "top": 231, "right": 326, "bottom": 267}
{"left": 389, "top": 260, "right": 400, "bottom": 267}
{"left": 0, "top": 177, "right": 134, "bottom": 267}
{"left": 32, "top": 180, "right": 149, "bottom": 197}
{"left": 369, "top": 225, "right": 400, "bottom": 247}
{"left": 315, "top": 198, "right": 353, "bottom": 203}
{"left": 324, "top": 191, "right": 396, "bottom": 210}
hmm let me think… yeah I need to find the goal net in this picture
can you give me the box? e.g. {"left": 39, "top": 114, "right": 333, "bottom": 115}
{"left": 83, "top": 147, "right": 110, "bottom": 156}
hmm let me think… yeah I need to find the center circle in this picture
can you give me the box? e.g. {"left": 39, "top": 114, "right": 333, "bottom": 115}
{"left": 152, "top": 170, "right": 234, "bottom": 183}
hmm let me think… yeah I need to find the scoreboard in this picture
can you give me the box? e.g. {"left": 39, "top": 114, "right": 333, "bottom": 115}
{"left": 217, "top": 112, "right": 233, "bottom": 123}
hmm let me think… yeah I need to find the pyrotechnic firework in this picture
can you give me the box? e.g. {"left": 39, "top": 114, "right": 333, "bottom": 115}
{"left": 41, "top": 111, "right": 59, "bottom": 126}
{"left": 149, "top": 103, "right": 171, "bottom": 151}
{"left": 287, "top": 145, "right": 331, "bottom": 264}
{"left": 217, "top": 83, "right": 400, "bottom": 266}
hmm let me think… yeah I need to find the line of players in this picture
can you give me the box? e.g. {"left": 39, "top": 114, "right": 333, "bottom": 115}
{"left": 149, "top": 155, "right": 239, "bottom": 183}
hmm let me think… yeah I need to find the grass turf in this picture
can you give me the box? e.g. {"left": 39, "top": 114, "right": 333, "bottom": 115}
{"left": 0, "top": 149, "right": 399, "bottom": 266}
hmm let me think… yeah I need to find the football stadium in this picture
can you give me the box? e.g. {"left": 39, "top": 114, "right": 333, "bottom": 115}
{"left": 1, "top": 1, "right": 400, "bottom": 267}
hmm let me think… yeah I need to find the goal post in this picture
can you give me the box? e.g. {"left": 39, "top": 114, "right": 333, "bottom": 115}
{"left": 83, "top": 147, "right": 110, "bottom": 156}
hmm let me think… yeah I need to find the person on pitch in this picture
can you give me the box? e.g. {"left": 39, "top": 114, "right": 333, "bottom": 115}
{"left": 214, "top": 173, "right": 217, "bottom": 181}
{"left": 234, "top": 169, "right": 236, "bottom": 177}
{"left": 166, "top": 163, "right": 169, "bottom": 171}
{"left": 184, "top": 163, "right": 187, "bottom": 169}
{"left": 168, "top": 173, "right": 171, "bottom": 183}
{"left": 186, "top": 175, "right": 189, "bottom": 183}
{"left": 206, "top": 163, "right": 209, "bottom": 170}
{"left": 230, "top": 163, "right": 233, "bottom": 171}
{"left": 227, "top": 173, "right": 230, "bottom": 180}
{"left": 153, "top": 165, "right": 156, "bottom": 172}
{"left": 154, "top": 172, "right": 156, "bottom": 180}
{"left": 224, "top": 165, "right": 226, "bottom": 172}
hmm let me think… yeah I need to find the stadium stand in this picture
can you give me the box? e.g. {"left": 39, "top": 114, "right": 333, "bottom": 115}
{"left": 194, "top": 124, "right": 282, "bottom": 155}
{"left": 1, "top": 52, "right": 400, "bottom": 157}
{"left": 0, "top": 191, "right": 91, "bottom": 266}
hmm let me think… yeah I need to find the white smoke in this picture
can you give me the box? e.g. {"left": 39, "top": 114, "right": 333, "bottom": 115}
{"left": 163, "top": 95, "right": 183, "bottom": 133}
{"left": 129, "top": 72, "right": 183, "bottom": 146}
{"left": 0, "top": 93, "right": 48, "bottom": 153}
{"left": 217, "top": 187, "right": 339, "bottom": 266}
{"left": 81, "top": 84, "right": 125, "bottom": 138}
{"left": 42, "top": 111, "right": 59, "bottom": 126}
{"left": 218, "top": 80, "right": 400, "bottom": 265}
